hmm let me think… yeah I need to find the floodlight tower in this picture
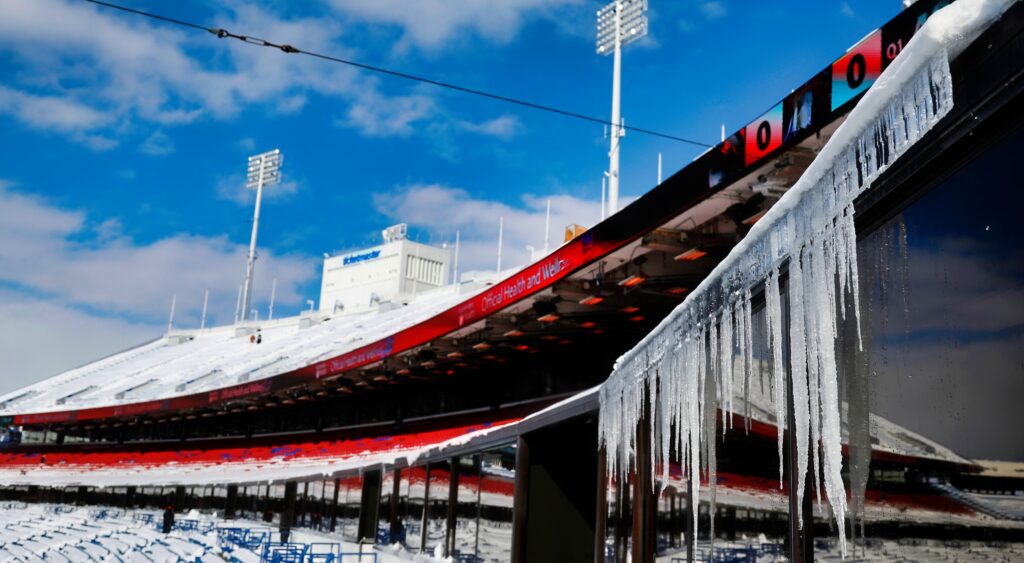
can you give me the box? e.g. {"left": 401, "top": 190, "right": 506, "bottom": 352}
{"left": 596, "top": 0, "right": 648, "bottom": 216}
{"left": 240, "top": 148, "right": 283, "bottom": 322}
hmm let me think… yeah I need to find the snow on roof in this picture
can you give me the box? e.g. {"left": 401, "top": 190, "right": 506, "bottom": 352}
{"left": 0, "top": 285, "right": 482, "bottom": 417}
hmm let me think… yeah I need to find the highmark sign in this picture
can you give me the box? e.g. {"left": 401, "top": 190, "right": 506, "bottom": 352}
{"left": 342, "top": 249, "right": 382, "bottom": 266}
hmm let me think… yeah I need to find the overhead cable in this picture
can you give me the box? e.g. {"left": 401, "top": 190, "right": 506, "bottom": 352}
{"left": 81, "top": 0, "right": 712, "bottom": 148}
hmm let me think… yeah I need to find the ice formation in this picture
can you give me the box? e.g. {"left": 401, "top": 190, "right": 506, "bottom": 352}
{"left": 598, "top": 0, "right": 1015, "bottom": 556}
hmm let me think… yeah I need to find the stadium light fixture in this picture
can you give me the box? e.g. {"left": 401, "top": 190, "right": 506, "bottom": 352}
{"left": 618, "top": 274, "right": 646, "bottom": 287}
{"left": 240, "top": 148, "right": 283, "bottom": 323}
{"left": 674, "top": 248, "right": 708, "bottom": 261}
{"left": 596, "top": 0, "right": 648, "bottom": 217}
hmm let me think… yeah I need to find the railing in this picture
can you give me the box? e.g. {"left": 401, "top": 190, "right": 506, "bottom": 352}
{"left": 218, "top": 526, "right": 379, "bottom": 563}
{"left": 668, "top": 542, "right": 782, "bottom": 562}
{"left": 932, "top": 481, "right": 1024, "bottom": 521}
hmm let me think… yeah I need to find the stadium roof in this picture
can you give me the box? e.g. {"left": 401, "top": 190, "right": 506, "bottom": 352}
{"left": 0, "top": 0, "right": 967, "bottom": 427}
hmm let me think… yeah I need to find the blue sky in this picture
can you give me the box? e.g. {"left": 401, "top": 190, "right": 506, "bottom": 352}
{"left": 0, "top": 0, "right": 903, "bottom": 393}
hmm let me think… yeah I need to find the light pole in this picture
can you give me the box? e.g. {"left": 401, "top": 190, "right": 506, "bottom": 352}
{"left": 496, "top": 216, "right": 504, "bottom": 274}
{"left": 240, "top": 148, "right": 283, "bottom": 323}
{"left": 268, "top": 278, "right": 277, "bottom": 321}
{"left": 200, "top": 289, "right": 209, "bottom": 329}
{"left": 597, "top": 0, "right": 647, "bottom": 217}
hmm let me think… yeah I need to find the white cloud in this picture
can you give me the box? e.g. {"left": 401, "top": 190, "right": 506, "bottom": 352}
{"left": 458, "top": 115, "right": 522, "bottom": 140}
{"left": 0, "top": 182, "right": 317, "bottom": 394}
{"left": 0, "top": 183, "right": 316, "bottom": 325}
{"left": 372, "top": 183, "right": 606, "bottom": 273}
{"left": 0, "top": 0, "right": 551, "bottom": 150}
{"left": 0, "top": 290, "right": 159, "bottom": 396}
{"left": 340, "top": 89, "right": 436, "bottom": 137}
{"left": 216, "top": 175, "right": 301, "bottom": 206}
{"left": 327, "top": 0, "right": 583, "bottom": 51}
{"left": 0, "top": 0, "right": 445, "bottom": 143}
{"left": 0, "top": 86, "right": 109, "bottom": 132}
{"left": 840, "top": 3, "right": 856, "bottom": 18}
{"left": 94, "top": 218, "right": 124, "bottom": 242}
{"left": 0, "top": 85, "right": 116, "bottom": 149}
{"left": 699, "top": 1, "right": 727, "bottom": 20}
{"left": 138, "top": 130, "right": 175, "bottom": 156}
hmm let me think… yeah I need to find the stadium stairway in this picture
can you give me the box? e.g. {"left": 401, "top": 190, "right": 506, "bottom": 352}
{"left": 931, "top": 481, "right": 1024, "bottom": 521}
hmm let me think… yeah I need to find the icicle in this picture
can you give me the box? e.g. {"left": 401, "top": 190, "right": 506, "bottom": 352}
{"left": 804, "top": 248, "right": 824, "bottom": 508}
{"left": 811, "top": 232, "right": 849, "bottom": 555}
{"left": 698, "top": 327, "right": 710, "bottom": 481}
{"left": 648, "top": 355, "right": 658, "bottom": 493}
{"left": 660, "top": 353, "right": 672, "bottom": 488}
{"left": 742, "top": 289, "right": 754, "bottom": 433}
{"left": 687, "top": 332, "right": 701, "bottom": 547}
{"left": 709, "top": 317, "right": 720, "bottom": 437}
{"left": 843, "top": 205, "right": 864, "bottom": 349}
{"left": 834, "top": 216, "right": 849, "bottom": 317}
{"left": 596, "top": 14, "right": 969, "bottom": 557}
{"left": 788, "top": 249, "right": 811, "bottom": 527}
{"left": 703, "top": 337, "right": 718, "bottom": 547}
{"left": 720, "top": 304, "right": 734, "bottom": 432}
{"left": 765, "top": 268, "right": 786, "bottom": 488}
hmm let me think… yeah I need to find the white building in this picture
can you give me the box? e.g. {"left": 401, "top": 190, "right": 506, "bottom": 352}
{"left": 319, "top": 224, "right": 450, "bottom": 314}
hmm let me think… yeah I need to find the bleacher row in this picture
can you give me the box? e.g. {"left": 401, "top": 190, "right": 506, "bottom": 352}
{"left": 660, "top": 469, "right": 978, "bottom": 519}
{"left": 0, "top": 417, "right": 521, "bottom": 492}
{"left": 0, "top": 286, "right": 473, "bottom": 417}
{"left": 0, "top": 502, "right": 219, "bottom": 562}
{"left": 0, "top": 419, "right": 515, "bottom": 470}
{"left": 0, "top": 503, "right": 388, "bottom": 563}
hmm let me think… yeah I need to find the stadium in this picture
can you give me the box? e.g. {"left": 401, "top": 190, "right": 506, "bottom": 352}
{"left": 2, "top": 0, "right": 1023, "bottom": 561}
